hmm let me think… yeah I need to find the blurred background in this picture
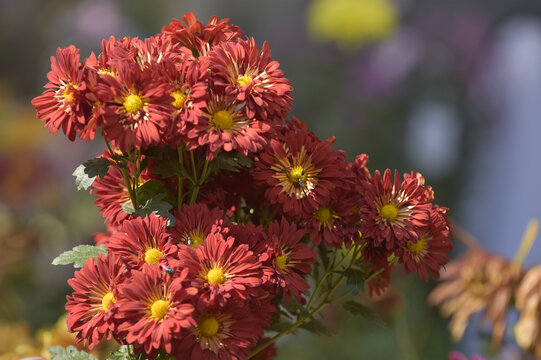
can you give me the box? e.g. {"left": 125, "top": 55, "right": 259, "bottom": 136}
{"left": 1, "top": 0, "right": 541, "bottom": 359}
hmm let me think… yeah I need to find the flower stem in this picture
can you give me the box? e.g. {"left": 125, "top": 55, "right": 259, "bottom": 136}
{"left": 512, "top": 218, "right": 539, "bottom": 268}
{"left": 177, "top": 145, "right": 184, "bottom": 209}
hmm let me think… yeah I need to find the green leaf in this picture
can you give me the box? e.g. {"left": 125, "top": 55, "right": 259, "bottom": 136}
{"left": 342, "top": 300, "right": 386, "bottom": 326}
{"left": 136, "top": 193, "right": 175, "bottom": 226}
{"left": 300, "top": 318, "right": 334, "bottom": 336}
{"left": 342, "top": 268, "right": 368, "bottom": 295}
{"left": 136, "top": 180, "right": 174, "bottom": 205}
{"left": 48, "top": 345, "right": 98, "bottom": 360}
{"left": 72, "top": 157, "right": 112, "bottom": 191}
{"left": 52, "top": 245, "right": 107, "bottom": 268}
{"left": 107, "top": 345, "right": 130, "bottom": 360}
{"left": 210, "top": 151, "right": 253, "bottom": 173}
{"left": 152, "top": 158, "right": 193, "bottom": 183}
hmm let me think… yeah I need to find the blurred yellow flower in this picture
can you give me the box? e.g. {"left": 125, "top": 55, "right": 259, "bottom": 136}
{"left": 306, "top": 0, "right": 398, "bottom": 48}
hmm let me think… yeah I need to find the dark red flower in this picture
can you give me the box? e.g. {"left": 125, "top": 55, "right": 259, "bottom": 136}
{"left": 168, "top": 203, "right": 225, "bottom": 248}
{"left": 177, "top": 229, "right": 262, "bottom": 306}
{"left": 263, "top": 218, "right": 316, "bottom": 303}
{"left": 116, "top": 265, "right": 197, "bottom": 356}
{"left": 396, "top": 206, "right": 453, "bottom": 280}
{"left": 32, "top": 46, "right": 91, "bottom": 141}
{"left": 253, "top": 127, "right": 348, "bottom": 217}
{"left": 106, "top": 214, "right": 175, "bottom": 269}
{"left": 209, "top": 38, "right": 293, "bottom": 121}
{"left": 66, "top": 253, "right": 126, "bottom": 349}
{"left": 359, "top": 169, "right": 431, "bottom": 251}
{"left": 162, "top": 12, "right": 243, "bottom": 56}
{"left": 175, "top": 299, "right": 262, "bottom": 360}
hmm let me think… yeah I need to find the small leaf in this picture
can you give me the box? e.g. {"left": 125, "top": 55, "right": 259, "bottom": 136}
{"left": 137, "top": 180, "right": 174, "bottom": 205}
{"left": 342, "top": 301, "right": 386, "bottom": 326}
{"left": 152, "top": 158, "right": 193, "bottom": 183}
{"left": 300, "top": 318, "right": 334, "bottom": 336}
{"left": 52, "top": 245, "right": 107, "bottom": 268}
{"left": 72, "top": 157, "right": 112, "bottom": 191}
{"left": 49, "top": 345, "right": 98, "bottom": 360}
{"left": 136, "top": 193, "right": 175, "bottom": 226}
{"left": 210, "top": 151, "right": 253, "bottom": 173}
{"left": 107, "top": 345, "right": 130, "bottom": 360}
{"left": 342, "top": 268, "right": 368, "bottom": 295}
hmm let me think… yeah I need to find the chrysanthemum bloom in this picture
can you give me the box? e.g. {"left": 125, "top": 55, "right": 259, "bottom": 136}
{"left": 428, "top": 251, "right": 521, "bottom": 347}
{"left": 253, "top": 128, "right": 348, "bottom": 217}
{"left": 514, "top": 265, "right": 541, "bottom": 358}
{"left": 93, "top": 61, "right": 174, "bottom": 150}
{"left": 159, "top": 54, "right": 209, "bottom": 148}
{"left": 365, "top": 264, "right": 393, "bottom": 297}
{"left": 359, "top": 169, "right": 431, "bottom": 251}
{"left": 175, "top": 300, "right": 261, "bottom": 360}
{"left": 177, "top": 229, "right": 262, "bottom": 306}
{"left": 106, "top": 214, "right": 175, "bottom": 269}
{"left": 185, "top": 90, "right": 271, "bottom": 159}
{"left": 396, "top": 205, "right": 452, "bottom": 281}
{"left": 66, "top": 253, "right": 126, "bottom": 349}
{"left": 162, "top": 12, "right": 243, "bottom": 56}
{"left": 92, "top": 163, "right": 151, "bottom": 227}
{"left": 209, "top": 37, "right": 293, "bottom": 121}
{"left": 263, "top": 218, "right": 316, "bottom": 303}
{"left": 303, "top": 186, "right": 359, "bottom": 248}
{"left": 350, "top": 153, "right": 371, "bottom": 181}
{"left": 168, "top": 203, "right": 225, "bottom": 248}
{"left": 32, "top": 46, "right": 91, "bottom": 141}
{"left": 116, "top": 265, "right": 197, "bottom": 356}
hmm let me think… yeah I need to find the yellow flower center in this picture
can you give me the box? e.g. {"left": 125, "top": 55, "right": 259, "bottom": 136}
{"left": 123, "top": 94, "right": 144, "bottom": 114}
{"left": 380, "top": 204, "right": 398, "bottom": 221}
{"left": 144, "top": 247, "right": 163, "bottom": 265}
{"left": 288, "top": 166, "right": 307, "bottom": 184}
{"left": 276, "top": 255, "right": 288, "bottom": 271}
{"left": 187, "top": 232, "right": 205, "bottom": 248}
{"left": 198, "top": 316, "right": 220, "bottom": 337}
{"left": 206, "top": 268, "right": 226, "bottom": 285}
{"left": 170, "top": 90, "right": 187, "bottom": 109}
{"left": 98, "top": 68, "right": 116, "bottom": 76}
{"left": 315, "top": 207, "right": 332, "bottom": 223}
{"left": 407, "top": 236, "right": 425, "bottom": 255}
{"left": 150, "top": 299, "right": 169, "bottom": 321}
{"left": 101, "top": 292, "right": 116, "bottom": 311}
{"left": 211, "top": 110, "right": 233, "bottom": 130}
{"left": 63, "top": 87, "right": 75, "bottom": 102}
{"left": 237, "top": 74, "right": 253, "bottom": 87}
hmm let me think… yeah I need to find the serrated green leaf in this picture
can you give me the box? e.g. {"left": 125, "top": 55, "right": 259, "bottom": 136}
{"left": 300, "top": 318, "right": 334, "bottom": 336}
{"left": 48, "top": 345, "right": 98, "bottom": 360}
{"left": 137, "top": 180, "right": 175, "bottom": 206}
{"left": 342, "top": 301, "right": 386, "bottom": 326}
{"left": 52, "top": 245, "right": 107, "bottom": 268}
{"left": 136, "top": 193, "right": 175, "bottom": 226}
{"left": 152, "top": 158, "right": 193, "bottom": 183}
{"left": 210, "top": 151, "right": 253, "bottom": 173}
{"left": 107, "top": 345, "right": 130, "bottom": 360}
{"left": 342, "top": 268, "right": 368, "bottom": 295}
{"left": 72, "top": 157, "right": 112, "bottom": 191}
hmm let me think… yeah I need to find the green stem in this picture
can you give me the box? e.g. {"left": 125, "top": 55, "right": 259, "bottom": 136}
{"left": 190, "top": 151, "right": 198, "bottom": 183}
{"left": 177, "top": 145, "right": 184, "bottom": 209}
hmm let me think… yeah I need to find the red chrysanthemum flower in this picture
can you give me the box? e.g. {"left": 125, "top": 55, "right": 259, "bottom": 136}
{"left": 32, "top": 46, "right": 91, "bottom": 141}
{"left": 66, "top": 253, "right": 126, "bottom": 349}
{"left": 185, "top": 90, "right": 271, "bottom": 159}
{"left": 350, "top": 153, "right": 371, "bottom": 182}
{"left": 396, "top": 205, "right": 453, "bottom": 280}
{"left": 175, "top": 299, "right": 262, "bottom": 360}
{"left": 106, "top": 214, "right": 175, "bottom": 269}
{"left": 91, "top": 162, "right": 152, "bottom": 227}
{"left": 93, "top": 61, "right": 173, "bottom": 150}
{"left": 116, "top": 265, "right": 197, "bottom": 356}
{"left": 177, "top": 229, "right": 262, "bottom": 306}
{"left": 359, "top": 169, "right": 431, "bottom": 251}
{"left": 303, "top": 186, "right": 360, "bottom": 248}
{"left": 159, "top": 54, "right": 209, "bottom": 148}
{"left": 209, "top": 37, "right": 293, "bottom": 121}
{"left": 168, "top": 203, "right": 225, "bottom": 248}
{"left": 253, "top": 127, "right": 348, "bottom": 217}
{"left": 162, "top": 12, "right": 243, "bottom": 56}
{"left": 263, "top": 218, "right": 316, "bottom": 303}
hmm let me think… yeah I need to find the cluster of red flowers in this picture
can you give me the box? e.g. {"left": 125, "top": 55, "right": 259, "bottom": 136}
{"left": 33, "top": 13, "right": 452, "bottom": 359}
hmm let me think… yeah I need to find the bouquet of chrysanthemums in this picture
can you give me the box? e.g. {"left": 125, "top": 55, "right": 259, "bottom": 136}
{"left": 32, "top": 12, "right": 452, "bottom": 360}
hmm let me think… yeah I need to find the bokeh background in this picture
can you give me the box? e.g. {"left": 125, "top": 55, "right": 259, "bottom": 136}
{"left": 1, "top": 0, "right": 541, "bottom": 359}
